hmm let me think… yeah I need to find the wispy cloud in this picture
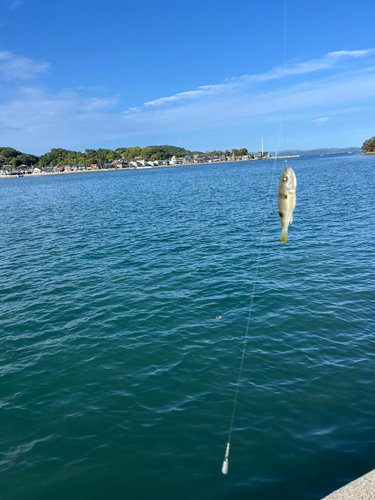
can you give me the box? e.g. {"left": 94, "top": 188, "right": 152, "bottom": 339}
{"left": 132, "top": 49, "right": 375, "bottom": 111}
{"left": 144, "top": 89, "right": 208, "bottom": 107}
{"left": 0, "top": 48, "right": 374, "bottom": 152}
{"left": 308, "top": 117, "right": 330, "bottom": 126}
{"left": 133, "top": 49, "right": 375, "bottom": 110}
{"left": 9, "top": 1, "right": 23, "bottom": 10}
{"left": 0, "top": 87, "right": 125, "bottom": 151}
{"left": 2, "top": 69, "right": 375, "bottom": 152}
{"left": 0, "top": 50, "right": 49, "bottom": 79}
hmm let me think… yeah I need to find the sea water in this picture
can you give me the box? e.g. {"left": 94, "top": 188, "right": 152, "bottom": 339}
{"left": 1, "top": 155, "right": 374, "bottom": 500}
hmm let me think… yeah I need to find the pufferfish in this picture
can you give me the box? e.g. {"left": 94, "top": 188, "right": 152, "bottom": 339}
{"left": 278, "top": 164, "right": 297, "bottom": 243}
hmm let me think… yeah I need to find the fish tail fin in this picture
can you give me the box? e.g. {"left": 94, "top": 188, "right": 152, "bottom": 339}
{"left": 281, "top": 229, "right": 288, "bottom": 243}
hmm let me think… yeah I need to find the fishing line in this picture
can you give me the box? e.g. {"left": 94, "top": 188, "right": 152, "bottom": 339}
{"left": 283, "top": 0, "right": 287, "bottom": 152}
{"left": 214, "top": 266, "right": 282, "bottom": 322}
{"left": 221, "top": 0, "right": 290, "bottom": 474}
{"left": 222, "top": 124, "right": 284, "bottom": 475}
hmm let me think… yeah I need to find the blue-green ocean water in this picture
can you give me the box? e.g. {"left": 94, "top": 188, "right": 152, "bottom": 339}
{"left": 1, "top": 155, "right": 374, "bottom": 500}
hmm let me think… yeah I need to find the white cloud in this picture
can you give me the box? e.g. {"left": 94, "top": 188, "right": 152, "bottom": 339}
{"left": 327, "top": 49, "right": 374, "bottom": 59}
{"left": 79, "top": 96, "right": 118, "bottom": 112}
{"left": 1, "top": 48, "right": 374, "bottom": 152}
{"left": 308, "top": 117, "right": 330, "bottom": 126}
{"left": 144, "top": 89, "right": 207, "bottom": 107}
{"left": 0, "top": 87, "right": 131, "bottom": 151}
{"left": 2, "top": 68, "right": 375, "bottom": 152}
{"left": 131, "top": 49, "right": 375, "bottom": 111}
{"left": 9, "top": 1, "right": 23, "bottom": 9}
{"left": 230, "top": 49, "right": 375, "bottom": 85}
{"left": 0, "top": 50, "right": 49, "bottom": 79}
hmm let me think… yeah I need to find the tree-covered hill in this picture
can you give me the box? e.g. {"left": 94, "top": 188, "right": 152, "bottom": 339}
{"left": 116, "top": 145, "right": 195, "bottom": 161}
{"left": 2, "top": 140, "right": 371, "bottom": 168}
{"left": 0, "top": 147, "right": 39, "bottom": 168}
{"left": 0, "top": 145, "right": 256, "bottom": 170}
{"left": 1, "top": 145, "right": 202, "bottom": 169}
{"left": 362, "top": 137, "right": 375, "bottom": 152}
{"left": 37, "top": 145, "right": 199, "bottom": 167}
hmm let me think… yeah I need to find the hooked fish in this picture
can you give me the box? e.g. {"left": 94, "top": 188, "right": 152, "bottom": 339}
{"left": 278, "top": 164, "right": 296, "bottom": 243}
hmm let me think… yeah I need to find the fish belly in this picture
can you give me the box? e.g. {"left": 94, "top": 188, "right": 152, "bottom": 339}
{"left": 278, "top": 193, "right": 296, "bottom": 243}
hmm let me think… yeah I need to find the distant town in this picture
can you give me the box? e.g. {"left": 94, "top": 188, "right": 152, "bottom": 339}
{"left": 0, "top": 150, "right": 300, "bottom": 177}
{"left": 0, "top": 141, "right": 367, "bottom": 177}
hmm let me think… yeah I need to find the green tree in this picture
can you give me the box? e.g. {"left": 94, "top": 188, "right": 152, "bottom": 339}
{"left": 362, "top": 137, "right": 375, "bottom": 152}
{"left": 17, "top": 153, "right": 39, "bottom": 165}
{"left": 237, "top": 148, "right": 248, "bottom": 156}
{"left": 0, "top": 147, "right": 21, "bottom": 159}
{"left": 0, "top": 147, "right": 22, "bottom": 167}
{"left": 12, "top": 158, "right": 23, "bottom": 167}
{"left": 37, "top": 148, "right": 79, "bottom": 168}
{"left": 85, "top": 149, "right": 97, "bottom": 157}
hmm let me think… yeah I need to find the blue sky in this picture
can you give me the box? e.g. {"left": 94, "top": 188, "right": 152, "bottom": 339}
{"left": 0, "top": 0, "right": 375, "bottom": 154}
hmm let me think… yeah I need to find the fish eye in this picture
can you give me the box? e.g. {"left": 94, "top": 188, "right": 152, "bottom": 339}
{"left": 283, "top": 176, "right": 288, "bottom": 181}
{"left": 279, "top": 212, "right": 283, "bottom": 218}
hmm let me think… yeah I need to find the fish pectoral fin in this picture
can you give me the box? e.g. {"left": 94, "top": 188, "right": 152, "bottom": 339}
{"left": 290, "top": 214, "right": 293, "bottom": 224}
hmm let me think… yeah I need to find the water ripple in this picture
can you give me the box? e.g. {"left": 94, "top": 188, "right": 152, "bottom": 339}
{"left": 0, "top": 156, "right": 375, "bottom": 500}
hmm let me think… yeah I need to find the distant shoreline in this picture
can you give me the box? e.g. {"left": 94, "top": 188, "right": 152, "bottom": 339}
{"left": 0, "top": 155, "right": 304, "bottom": 179}
{"left": 4, "top": 150, "right": 370, "bottom": 179}
{"left": 3, "top": 150, "right": 370, "bottom": 180}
